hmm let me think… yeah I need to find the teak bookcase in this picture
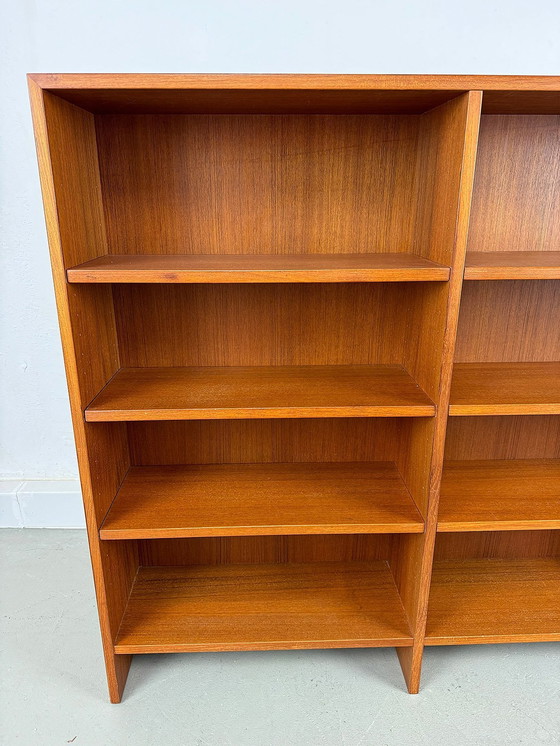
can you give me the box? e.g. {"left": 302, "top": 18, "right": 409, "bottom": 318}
{"left": 28, "top": 74, "right": 560, "bottom": 702}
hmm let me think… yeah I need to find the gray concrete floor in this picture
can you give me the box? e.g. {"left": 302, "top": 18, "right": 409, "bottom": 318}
{"left": 1, "top": 529, "right": 559, "bottom": 746}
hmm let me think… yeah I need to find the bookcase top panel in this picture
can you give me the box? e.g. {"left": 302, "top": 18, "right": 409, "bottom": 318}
{"left": 28, "top": 74, "right": 560, "bottom": 114}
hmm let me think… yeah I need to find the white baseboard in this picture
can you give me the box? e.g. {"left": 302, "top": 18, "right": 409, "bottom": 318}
{"left": 0, "top": 479, "right": 85, "bottom": 528}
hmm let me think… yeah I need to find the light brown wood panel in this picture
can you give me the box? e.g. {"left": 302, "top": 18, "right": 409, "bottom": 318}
{"left": 426, "top": 558, "right": 560, "bottom": 644}
{"left": 67, "top": 252, "right": 450, "bottom": 283}
{"left": 434, "top": 530, "right": 560, "bottom": 560}
{"left": 439, "top": 460, "right": 560, "bottom": 531}
{"left": 28, "top": 82, "right": 137, "bottom": 704}
{"left": 28, "top": 73, "right": 560, "bottom": 115}
{"left": 30, "top": 75, "right": 560, "bottom": 701}
{"left": 481, "top": 92, "right": 560, "bottom": 115}
{"left": 100, "top": 462, "right": 424, "bottom": 539}
{"left": 56, "top": 89, "right": 463, "bottom": 115}
{"left": 465, "top": 251, "right": 560, "bottom": 279}
{"left": 389, "top": 91, "right": 483, "bottom": 692}
{"left": 113, "top": 283, "right": 414, "bottom": 368}
{"left": 30, "top": 73, "right": 560, "bottom": 92}
{"left": 444, "top": 415, "right": 560, "bottom": 460}
{"left": 468, "top": 115, "right": 560, "bottom": 253}
{"left": 96, "top": 114, "right": 425, "bottom": 257}
{"left": 450, "top": 362, "right": 560, "bottom": 415}
{"left": 138, "top": 534, "right": 395, "bottom": 567}
{"left": 454, "top": 281, "right": 560, "bottom": 363}
{"left": 115, "top": 562, "right": 412, "bottom": 654}
{"left": 128, "top": 418, "right": 404, "bottom": 466}
{"left": 86, "top": 365, "right": 435, "bottom": 422}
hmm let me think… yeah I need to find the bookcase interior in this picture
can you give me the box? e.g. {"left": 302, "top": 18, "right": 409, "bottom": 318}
{"left": 28, "top": 75, "right": 560, "bottom": 702}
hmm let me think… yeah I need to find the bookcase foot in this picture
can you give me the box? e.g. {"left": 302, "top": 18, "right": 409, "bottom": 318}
{"left": 106, "top": 653, "right": 132, "bottom": 704}
{"left": 397, "top": 645, "right": 423, "bottom": 694}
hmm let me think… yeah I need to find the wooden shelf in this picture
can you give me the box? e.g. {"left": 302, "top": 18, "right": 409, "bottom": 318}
{"left": 100, "top": 461, "right": 424, "bottom": 539}
{"left": 32, "top": 73, "right": 560, "bottom": 701}
{"left": 114, "top": 561, "right": 413, "bottom": 653}
{"left": 438, "top": 460, "right": 560, "bottom": 531}
{"left": 465, "top": 251, "right": 560, "bottom": 280}
{"left": 67, "top": 253, "right": 450, "bottom": 284}
{"left": 426, "top": 558, "right": 560, "bottom": 645}
{"left": 449, "top": 362, "right": 560, "bottom": 415}
{"left": 85, "top": 365, "right": 436, "bottom": 422}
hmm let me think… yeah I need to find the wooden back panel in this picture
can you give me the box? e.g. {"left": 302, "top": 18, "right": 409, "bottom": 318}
{"left": 455, "top": 280, "right": 560, "bottom": 362}
{"left": 435, "top": 530, "right": 560, "bottom": 559}
{"left": 96, "top": 114, "right": 421, "bottom": 256}
{"left": 114, "top": 282, "right": 421, "bottom": 367}
{"left": 128, "top": 418, "right": 405, "bottom": 465}
{"left": 139, "top": 534, "right": 396, "bottom": 566}
{"left": 445, "top": 415, "right": 560, "bottom": 460}
{"left": 468, "top": 115, "right": 560, "bottom": 253}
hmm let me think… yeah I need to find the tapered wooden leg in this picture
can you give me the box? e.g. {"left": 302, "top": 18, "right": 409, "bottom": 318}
{"left": 106, "top": 653, "right": 133, "bottom": 703}
{"left": 397, "top": 644, "right": 423, "bottom": 694}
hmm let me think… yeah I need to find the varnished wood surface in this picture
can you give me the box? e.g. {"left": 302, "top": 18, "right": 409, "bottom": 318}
{"left": 85, "top": 365, "right": 436, "bottom": 421}
{"left": 468, "top": 116, "right": 560, "bottom": 254}
{"left": 67, "top": 252, "right": 450, "bottom": 283}
{"left": 438, "top": 460, "right": 560, "bottom": 531}
{"left": 392, "top": 92, "right": 483, "bottom": 692}
{"left": 100, "top": 462, "right": 424, "bottom": 539}
{"left": 454, "top": 281, "right": 560, "bottom": 363}
{"left": 138, "top": 535, "right": 396, "bottom": 567}
{"left": 449, "top": 363, "right": 560, "bottom": 415}
{"left": 28, "top": 82, "right": 137, "bottom": 703}
{"left": 29, "top": 73, "right": 560, "bottom": 699}
{"left": 114, "top": 561, "right": 413, "bottom": 653}
{"left": 28, "top": 73, "right": 560, "bottom": 90}
{"left": 465, "top": 251, "right": 560, "bottom": 279}
{"left": 96, "top": 115, "right": 422, "bottom": 258}
{"left": 128, "top": 419, "right": 406, "bottom": 465}
{"left": 444, "top": 415, "right": 560, "bottom": 461}
{"left": 28, "top": 75, "right": 560, "bottom": 115}
{"left": 426, "top": 558, "right": 560, "bottom": 645}
{"left": 113, "top": 283, "right": 419, "bottom": 369}
{"left": 434, "top": 529, "right": 560, "bottom": 560}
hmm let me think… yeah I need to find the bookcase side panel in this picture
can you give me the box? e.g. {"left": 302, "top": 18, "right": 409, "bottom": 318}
{"left": 29, "top": 82, "right": 137, "bottom": 703}
{"left": 391, "top": 91, "right": 483, "bottom": 691}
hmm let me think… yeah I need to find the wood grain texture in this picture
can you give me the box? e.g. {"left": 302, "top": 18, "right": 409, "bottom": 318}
{"left": 128, "top": 419, "right": 410, "bottom": 573}
{"left": 29, "top": 74, "right": 560, "bottom": 699}
{"left": 28, "top": 74, "right": 560, "bottom": 116}
{"left": 27, "top": 74, "right": 560, "bottom": 120}
{"left": 138, "top": 534, "right": 396, "bottom": 567}
{"left": 85, "top": 365, "right": 435, "bottom": 421}
{"left": 96, "top": 114, "right": 421, "bottom": 257}
{"left": 28, "top": 81, "right": 136, "bottom": 703}
{"left": 127, "top": 418, "right": 406, "bottom": 466}
{"left": 67, "top": 252, "right": 450, "bottom": 283}
{"left": 426, "top": 558, "right": 560, "bottom": 645}
{"left": 29, "top": 73, "right": 560, "bottom": 91}
{"left": 114, "top": 561, "right": 413, "bottom": 653}
{"left": 391, "top": 92, "right": 483, "bottom": 692}
{"left": 468, "top": 115, "right": 560, "bottom": 253}
{"left": 99, "top": 462, "right": 424, "bottom": 539}
{"left": 434, "top": 529, "right": 560, "bottom": 560}
{"left": 465, "top": 251, "right": 560, "bottom": 279}
{"left": 454, "top": 281, "right": 560, "bottom": 363}
{"left": 444, "top": 415, "right": 560, "bottom": 461}
{"left": 450, "top": 362, "right": 560, "bottom": 415}
{"left": 438, "top": 459, "right": 560, "bottom": 531}
{"left": 113, "top": 283, "right": 417, "bottom": 368}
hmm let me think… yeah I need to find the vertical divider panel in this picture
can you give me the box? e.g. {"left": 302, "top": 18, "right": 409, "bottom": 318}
{"left": 28, "top": 81, "right": 137, "bottom": 703}
{"left": 389, "top": 91, "right": 483, "bottom": 692}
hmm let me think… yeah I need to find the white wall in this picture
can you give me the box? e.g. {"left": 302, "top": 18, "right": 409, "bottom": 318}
{"left": 1, "top": 0, "right": 559, "bottom": 497}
